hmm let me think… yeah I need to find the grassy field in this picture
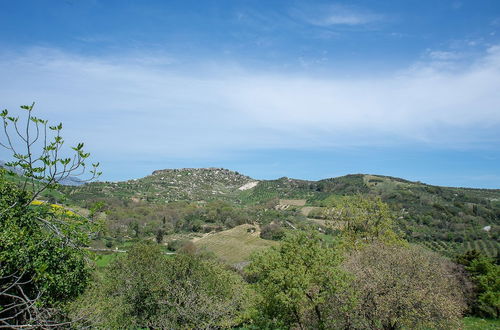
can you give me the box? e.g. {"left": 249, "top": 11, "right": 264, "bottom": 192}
{"left": 94, "top": 253, "right": 120, "bottom": 268}
{"left": 193, "top": 224, "right": 278, "bottom": 264}
{"left": 462, "top": 317, "right": 500, "bottom": 329}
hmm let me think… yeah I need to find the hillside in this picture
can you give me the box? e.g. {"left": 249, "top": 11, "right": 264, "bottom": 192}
{"left": 53, "top": 169, "right": 500, "bottom": 258}
{"left": 64, "top": 168, "right": 254, "bottom": 203}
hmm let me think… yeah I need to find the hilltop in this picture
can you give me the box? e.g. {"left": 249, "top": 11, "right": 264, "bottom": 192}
{"left": 65, "top": 167, "right": 254, "bottom": 203}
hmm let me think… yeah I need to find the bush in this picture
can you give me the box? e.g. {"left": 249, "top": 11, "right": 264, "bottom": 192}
{"left": 341, "top": 243, "right": 466, "bottom": 329}
{"left": 0, "top": 175, "right": 92, "bottom": 326}
{"left": 259, "top": 223, "right": 285, "bottom": 240}
{"left": 71, "top": 243, "right": 253, "bottom": 328}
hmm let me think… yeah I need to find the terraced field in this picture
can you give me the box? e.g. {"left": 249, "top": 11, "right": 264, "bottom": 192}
{"left": 420, "top": 239, "right": 500, "bottom": 258}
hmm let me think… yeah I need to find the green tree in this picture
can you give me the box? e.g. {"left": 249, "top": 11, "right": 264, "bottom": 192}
{"left": 457, "top": 250, "right": 500, "bottom": 318}
{"left": 325, "top": 195, "right": 402, "bottom": 248}
{"left": 0, "top": 178, "right": 94, "bottom": 326}
{"left": 72, "top": 243, "right": 253, "bottom": 328}
{"left": 246, "top": 231, "right": 352, "bottom": 329}
{"left": 0, "top": 103, "right": 100, "bottom": 327}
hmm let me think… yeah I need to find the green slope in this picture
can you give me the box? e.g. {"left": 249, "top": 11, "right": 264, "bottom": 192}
{"left": 59, "top": 169, "right": 500, "bottom": 258}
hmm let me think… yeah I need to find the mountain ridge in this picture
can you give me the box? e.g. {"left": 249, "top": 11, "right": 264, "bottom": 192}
{"left": 99, "top": 168, "right": 500, "bottom": 192}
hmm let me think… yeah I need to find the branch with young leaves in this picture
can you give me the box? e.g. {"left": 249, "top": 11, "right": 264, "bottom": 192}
{"left": 0, "top": 102, "right": 101, "bottom": 204}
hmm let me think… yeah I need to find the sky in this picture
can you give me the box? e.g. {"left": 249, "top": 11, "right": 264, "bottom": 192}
{"left": 0, "top": 0, "right": 499, "bottom": 187}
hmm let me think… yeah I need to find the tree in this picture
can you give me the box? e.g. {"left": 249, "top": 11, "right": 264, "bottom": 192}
{"left": 0, "top": 103, "right": 100, "bottom": 327}
{"left": 457, "top": 250, "right": 500, "bottom": 318}
{"left": 0, "top": 178, "right": 94, "bottom": 327}
{"left": 246, "top": 231, "right": 352, "bottom": 329}
{"left": 343, "top": 243, "right": 466, "bottom": 329}
{"left": 325, "top": 195, "right": 402, "bottom": 248}
{"left": 129, "top": 220, "right": 140, "bottom": 238}
{"left": 155, "top": 227, "right": 165, "bottom": 244}
{"left": 71, "top": 243, "right": 253, "bottom": 328}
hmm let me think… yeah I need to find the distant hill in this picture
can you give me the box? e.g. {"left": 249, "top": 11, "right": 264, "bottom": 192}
{"left": 0, "top": 160, "right": 86, "bottom": 186}
{"left": 60, "top": 168, "right": 499, "bottom": 257}
{"left": 64, "top": 168, "right": 254, "bottom": 202}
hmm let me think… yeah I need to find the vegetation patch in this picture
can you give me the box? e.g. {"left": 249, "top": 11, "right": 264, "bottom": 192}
{"left": 463, "top": 317, "right": 500, "bottom": 329}
{"left": 193, "top": 224, "right": 278, "bottom": 264}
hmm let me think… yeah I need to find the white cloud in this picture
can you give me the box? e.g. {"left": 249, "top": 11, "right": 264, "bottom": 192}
{"left": 0, "top": 46, "right": 499, "bottom": 165}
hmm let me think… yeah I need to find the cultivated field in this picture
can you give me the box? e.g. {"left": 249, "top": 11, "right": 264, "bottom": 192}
{"left": 193, "top": 224, "right": 278, "bottom": 264}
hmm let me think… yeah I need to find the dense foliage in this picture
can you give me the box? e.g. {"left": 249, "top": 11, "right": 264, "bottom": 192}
{"left": 246, "top": 231, "right": 352, "bottom": 329}
{"left": 457, "top": 250, "right": 500, "bottom": 318}
{"left": 0, "top": 103, "right": 99, "bottom": 327}
{"left": 343, "top": 243, "right": 466, "bottom": 329}
{"left": 0, "top": 173, "right": 92, "bottom": 326}
{"left": 323, "top": 195, "right": 403, "bottom": 248}
{"left": 72, "top": 243, "right": 253, "bottom": 328}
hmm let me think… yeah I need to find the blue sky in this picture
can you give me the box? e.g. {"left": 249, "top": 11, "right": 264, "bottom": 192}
{"left": 0, "top": 0, "right": 499, "bottom": 187}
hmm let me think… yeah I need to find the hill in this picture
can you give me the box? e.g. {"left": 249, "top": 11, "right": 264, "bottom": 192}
{"left": 64, "top": 168, "right": 254, "bottom": 203}
{"left": 51, "top": 169, "right": 500, "bottom": 258}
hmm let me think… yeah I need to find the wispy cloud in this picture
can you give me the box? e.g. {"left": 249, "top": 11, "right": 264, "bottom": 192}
{"left": 426, "top": 50, "right": 462, "bottom": 61}
{"left": 291, "top": 3, "right": 383, "bottom": 27}
{"left": 0, "top": 46, "right": 499, "bottom": 166}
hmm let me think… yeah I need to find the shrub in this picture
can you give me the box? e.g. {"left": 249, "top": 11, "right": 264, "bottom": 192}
{"left": 71, "top": 243, "right": 253, "bottom": 328}
{"left": 259, "top": 223, "right": 286, "bottom": 240}
{"left": 342, "top": 243, "right": 466, "bottom": 329}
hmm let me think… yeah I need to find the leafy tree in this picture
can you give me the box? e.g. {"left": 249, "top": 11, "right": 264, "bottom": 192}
{"left": 457, "top": 250, "right": 500, "bottom": 318}
{"left": 72, "top": 243, "right": 253, "bottom": 328}
{"left": 343, "top": 243, "right": 466, "bottom": 329}
{"left": 0, "top": 103, "right": 100, "bottom": 327}
{"left": 325, "top": 195, "right": 402, "bottom": 248}
{"left": 246, "top": 231, "right": 352, "bottom": 329}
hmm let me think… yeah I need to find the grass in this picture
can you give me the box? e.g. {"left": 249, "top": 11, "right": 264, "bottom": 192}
{"left": 94, "top": 253, "right": 120, "bottom": 268}
{"left": 193, "top": 224, "right": 278, "bottom": 264}
{"left": 462, "top": 317, "right": 500, "bottom": 329}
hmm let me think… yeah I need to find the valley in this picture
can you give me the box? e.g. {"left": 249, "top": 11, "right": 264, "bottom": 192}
{"left": 48, "top": 167, "right": 500, "bottom": 261}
